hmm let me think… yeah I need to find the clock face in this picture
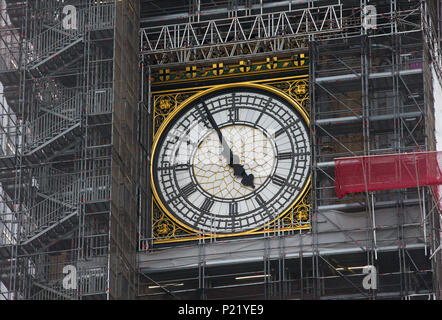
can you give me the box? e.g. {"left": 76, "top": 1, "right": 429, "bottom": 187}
{"left": 151, "top": 85, "right": 310, "bottom": 235}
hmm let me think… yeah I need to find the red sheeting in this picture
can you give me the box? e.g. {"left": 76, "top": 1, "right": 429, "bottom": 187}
{"left": 334, "top": 151, "right": 442, "bottom": 201}
{"left": 432, "top": 185, "right": 442, "bottom": 212}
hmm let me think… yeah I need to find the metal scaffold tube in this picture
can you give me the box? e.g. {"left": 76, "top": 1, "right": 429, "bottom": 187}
{"left": 0, "top": 0, "right": 438, "bottom": 301}
{"left": 311, "top": 0, "right": 436, "bottom": 299}
{"left": 0, "top": 0, "right": 121, "bottom": 300}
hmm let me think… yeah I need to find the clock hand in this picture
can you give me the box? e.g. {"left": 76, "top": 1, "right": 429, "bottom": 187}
{"left": 201, "top": 103, "right": 255, "bottom": 189}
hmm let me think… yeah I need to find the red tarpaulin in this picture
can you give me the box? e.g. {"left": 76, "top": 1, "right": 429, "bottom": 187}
{"left": 432, "top": 185, "right": 442, "bottom": 212}
{"left": 334, "top": 151, "right": 442, "bottom": 203}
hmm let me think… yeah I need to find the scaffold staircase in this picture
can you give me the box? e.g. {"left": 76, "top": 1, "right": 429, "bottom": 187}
{"left": 35, "top": 166, "right": 75, "bottom": 195}
{"left": 30, "top": 281, "right": 75, "bottom": 300}
{"left": 0, "top": 0, "right": 116, "bottom": 299}
{"left": 27, "top": 9, "right": 86, "bottom": 76}
{"left": 24, "top": 93, "right": 83, "bottom": 160}
{"left": 20, "top": 179, "right": 79, "bottom": 248}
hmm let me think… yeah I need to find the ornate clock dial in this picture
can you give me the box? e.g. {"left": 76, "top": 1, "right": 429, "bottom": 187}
{"left": 151, "top": 85, "right": 311, "bottom": 235}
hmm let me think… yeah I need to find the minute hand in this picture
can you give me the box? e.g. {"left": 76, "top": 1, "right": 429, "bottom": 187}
{"left": 201, "top": 103, "right": 255, "bottom": 189}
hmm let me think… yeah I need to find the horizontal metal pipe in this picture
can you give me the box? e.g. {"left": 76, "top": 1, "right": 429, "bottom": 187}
{"left": 141, "top": 0, "right": 317, "bottom": 24}
{"left": 316, "top": 161, "right": 335, "bottom": 169}
{"left": 315, "top": 111, "right": 422, "bottom": 126}
{"left": 138, "top": 198, "right": 422, "bottom": 273}
{"left": 315, "top": 69, "right": 422, "bottom": 83}
{"left": 138, "top": 243, "right": 425, "bottom": 274}
{"left": 317, "top": 198, "right": 420, "bottom": 211}
{"left": 320, "top": 289, "right": 433, "bottom": 300}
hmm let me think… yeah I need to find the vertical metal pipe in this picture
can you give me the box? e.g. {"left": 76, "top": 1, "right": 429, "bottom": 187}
{"left": 309, "top": 38, "right": 320, "bottom": 299}
{"left": 106, "top": 0, "right": 117, "bottom": 300}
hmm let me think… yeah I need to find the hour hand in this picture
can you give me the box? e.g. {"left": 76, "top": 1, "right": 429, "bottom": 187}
{"left": 239, "top": 171, "right": 255, "bottom": 188}
{"left": 228, "top": 153, "right": 255, "bottom": 189}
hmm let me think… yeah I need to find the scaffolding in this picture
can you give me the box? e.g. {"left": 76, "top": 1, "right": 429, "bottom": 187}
{"left": 0, "top": 0, "right": 143, "bottom": 300}
{"left": 0, "top": 0, "right": 439, "bottom": 300}
{"left": 137, "top": 0, "right": 442, "bottom": 300}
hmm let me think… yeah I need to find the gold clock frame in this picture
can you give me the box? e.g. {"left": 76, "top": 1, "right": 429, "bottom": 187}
{"left": 150, "top": 77, "right": 311, "bottom": 244}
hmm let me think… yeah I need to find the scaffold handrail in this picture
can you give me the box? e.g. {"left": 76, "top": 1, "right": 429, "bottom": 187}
{"left": 20, "top": 179, "right": 80, "bottom": 241}
{"left": 24, "top": 92, "right": 82, "bottom": 152}
{"left": 26, "top": 8, "right": 86, "bottom": 68}
{"left": 26, "top": 3, "right": 115, "bottom": 69}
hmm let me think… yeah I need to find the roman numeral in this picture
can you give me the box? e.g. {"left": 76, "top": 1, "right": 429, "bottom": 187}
{"left": 180, "top": 182, "right": 197, "bottom": 197}
{"left": 276, "top": 151, "right": 310, "bottom": 161}
{"left": 272, "top": 174, "right": 286, "bottom": 186}
{"left": 228, "top": 107, "right": 239, "bottom": 122}
{"left": 277, "top": 152, "right": 293, "bottom": 160}
{"left": 201, "top": 198, "right": 214, "bottom": 212}
{"left": 229, "top": 202, "right": 238, "bottom": 216}
{"left": 175, "top": 163, "right": 189, "bottom": 171}
{"left": 195, "top": 103, "right": 212, "bottom": 128}
{"left": 275, "top": 128, "right": 285, "bottom": 138}
{"left": 158, "top": 163, "right": 190, "bottom": 172}
{"left": 255, "top": 194, "right": 266, "bottom": 207}
{"left": 255, "top": 98, "right": 272, "bottom": 125}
